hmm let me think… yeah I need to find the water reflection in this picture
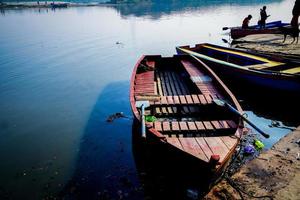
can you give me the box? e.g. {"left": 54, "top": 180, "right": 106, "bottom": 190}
{"left": 132, "top": 123, "right": 213, "bottom": 200}
{"left": 59, "top": 81, "right": 143, "bottom": 200}
{"left": 114, "top": 0, "right": 282, "bottom": 19}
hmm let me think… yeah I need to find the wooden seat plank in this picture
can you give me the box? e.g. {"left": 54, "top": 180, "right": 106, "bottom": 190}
{"left": 203, "top": 121, "right": 214, "bottom": 130}
{"left": 198, "top": 95, "right": 208, "bottom": 104}
{"left": 187, "top": 122, "right": 197, "bottom": 131}
{"left": 191, "top": 95, "right": 200, "bottom": 104}
{"left": 185, "top": 95, "right": 193, "bottom": 104}
{"left": 179, "top": 122, "right": 188, "bottom": 131}
{"left": 171, "top": 121, "right": 180, "bottom": 131}
{"left": 211, "top": 121, "right": 222, "bottom": 129}
{"left": 173, "top": 96, "right": 180, "bottom": 104}
{"left": 195, "top": 121, "right": 206, "bottom": 130}
{"left": 161, "top": 107, "right": 168, "bottom": 114}
{"left": 219, "top": 120, "right": 231, "bottom": 129}
{"left": 162, "top": 121, "right": 171, "bottom": 131}
{"left": 155, "top": 107, "right": 161, "bottom": 115}
{"left": 154, "top": 121, "right": 162, "bottom": 131}
{"left": 161, "top": 96, "right": 168, "bottom": 104}
{"left": 167, "top": 96, "right": 174, "bottom": 104}
{"left": 179, "top": 95, "right": 187, "bottom": 104}
{"left": 227, "top": 120, "right": 238, "bottom": 129}
{"left": 204, "top": 94, "right": 213, "bottom": 103}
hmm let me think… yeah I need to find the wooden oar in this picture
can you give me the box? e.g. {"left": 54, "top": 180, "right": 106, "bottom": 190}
{"left": 222, "top": 26, "right": 240, "bottom": 31}
{"left": 213, "top": 99, "right": 270, "bottom": 138}
{"left": 136, "top": 101, "right": 150, "bottom": 138}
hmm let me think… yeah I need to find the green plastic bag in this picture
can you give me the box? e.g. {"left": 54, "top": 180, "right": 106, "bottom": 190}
{"left": 253, "top": 139, "right": 264, "bottom": 150}
{"left": 145, "top": 115, "right": 157, "bottom": 122}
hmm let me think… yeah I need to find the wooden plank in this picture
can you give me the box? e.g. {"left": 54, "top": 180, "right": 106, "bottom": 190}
{"left": 203, "top": 121, "right": 214, "bottom": 130}
{"left": 187, "top": 122, "right": 197, "bottom": 131}
{"left": 159, "top": 72, "right": 167, "bottom": 96}
{"left": 162, "top": 71, "right": 172, "bottom": 96}
{"left": 170, "top": 72, "right": 184, "bottom": 95}
{"left": 154, "top": 121, "right": 162, "bottom": 131}
{"left": 204, "top": 94, "right": 213, "bottom": 103}
{"left": 211, "top": 121, "right": 222, "bottom": 129}
{"left": 162, "top": 121, "right": 171, "bottom": 131}
{"left": 173, "top": 96, "right": 180, "bottom": 104}
{"left": 191, "top": 95, "right": 200, "bottom": 104}
{"left": 167, "top": 106, "right": 173, "bottom": 114}
{"left": 221, "top": 136, "right": 238, "bottom": 151}
{"left": 179, "top": 95, "right": 187, "bottom": 104}
{"left": 179, "top": 138, "right": 208, "bottom": 161}
{"left": 155, "top": 107, "right": 161, "bottom": 115}
{"left": 167, "top": 96, "right": 174, "bottom": 104}
{"left": 156, "top": 72, "right": 164, "bottom": 96}
{"left": 165, "top": 71, "right": 178, "bottom": 96}
{"left": 185, "top": 95, "right": 193, "bottom": 104}
{"left": 204, "top": 137, "right": 230, "bottom": 162}
{"left": 161, "top": 107, "right": 168, "bottom": 114}
{"left": 198, "top": 95, "right": 208, "bottom": 104}
{"left": 195, "top": 137, "right": 214, "bottom": 161}
{"left": 227, "top": 120, "right": 238, "bottom": 129}
{"left": 161, "top": 96, "right": 168, "bottom": 105}
{"left": 219, "top": 120, "right": 231, "bottom": 129}
{"left": 171, "top": 121, "right": 180, "bottom": 131}
{"left": 167, "top": 137, "right": 183, "bottom": 149}
{"left": 195, "top": 121, "right": 206, "bottom": 130}
{"left": 179, "top": 121, "right": 188, "bottom": 131}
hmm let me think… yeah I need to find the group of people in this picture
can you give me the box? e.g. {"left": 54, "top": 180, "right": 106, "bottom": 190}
{"left": 242, "top": 0, "right": 300, "bottom": 33}
{"left": 242, "top": 6, "right": 270, "bottom": 29}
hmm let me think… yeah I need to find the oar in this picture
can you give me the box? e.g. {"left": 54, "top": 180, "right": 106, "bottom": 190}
{"left": 222, "top": 26, "right": 239, "bottom": 31}
{"left": 135, "top": 101, "right": 150, "bottom": 138}
{"left": 213, "top": 99, "right": 270, "bottom": 138}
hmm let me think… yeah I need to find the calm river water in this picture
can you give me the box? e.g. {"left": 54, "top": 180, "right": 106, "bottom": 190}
{"left": 0, "top": 0, "right": 298, "bottom": 199}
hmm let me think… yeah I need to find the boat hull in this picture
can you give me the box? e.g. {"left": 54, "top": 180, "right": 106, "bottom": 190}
{"left": 130, "top": 55, "right": 243, "bottom": 175}
{"left": 176, "top": 46, "right": 300, "bottom": 94}
{"left": 230, "top": 21, "right": 289, "bottom": 39}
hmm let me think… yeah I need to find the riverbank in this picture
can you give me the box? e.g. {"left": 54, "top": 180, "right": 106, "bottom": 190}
{"left": 204, "top": 125, "right": 300, "bottom": 200}
{"left": 0, "top": 1, "right": 118, "bottom": 9}
{"left": 231, "top": 34, "right": 300, "bottom": 56}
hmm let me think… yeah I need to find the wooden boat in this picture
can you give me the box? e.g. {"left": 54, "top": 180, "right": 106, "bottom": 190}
{"left": 130, "top": 55, "right": 244, "bottom": 173}
{"left": 176, "top": 43, "right": 300, "bottom": 93}
{"left": 229, "top": 20, "right": 289, "bottom": 39}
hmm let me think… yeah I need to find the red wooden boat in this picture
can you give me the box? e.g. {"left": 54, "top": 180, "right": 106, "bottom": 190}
{"left": 130, "top": 55, "right": 244, "bottom": 173}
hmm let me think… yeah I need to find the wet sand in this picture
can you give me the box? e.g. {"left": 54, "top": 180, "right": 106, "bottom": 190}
{"left": 204, "top": 126, "right": 300, "bottom": 200}
{"left": 231, "top": 34, "right": 300, "bottom": 56}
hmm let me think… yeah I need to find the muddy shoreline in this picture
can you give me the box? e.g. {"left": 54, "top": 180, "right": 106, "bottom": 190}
{"left": 231, "top": 34, "right": 300, "bottom": 56}
{"left": 204, "top": 126, "right": 300, "bottom": 200}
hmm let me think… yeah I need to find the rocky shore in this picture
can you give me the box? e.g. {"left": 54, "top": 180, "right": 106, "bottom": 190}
{"left": 204, "top": 126, "right": 300, "bottom": 200}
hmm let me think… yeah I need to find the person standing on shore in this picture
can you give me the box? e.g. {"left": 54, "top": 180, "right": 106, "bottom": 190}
{"left": 242, "top": 15, "right": 252, "bottom": 29}
{"left": 291, "top": 0, "right": 300, "bottom": 38}
{"left": 259, "top": 6, "right": 270, "bottom": 29}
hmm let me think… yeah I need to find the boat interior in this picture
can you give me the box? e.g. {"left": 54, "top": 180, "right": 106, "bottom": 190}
{"left": 133, "top": 55, "right": 241, "bottom": 163}
{"left": 183, "top": 44, "right": 300, "bottom": 75}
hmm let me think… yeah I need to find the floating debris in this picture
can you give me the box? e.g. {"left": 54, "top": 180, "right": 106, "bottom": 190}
{"left": 106, "top": 112, "right": 131, "bottom": 123}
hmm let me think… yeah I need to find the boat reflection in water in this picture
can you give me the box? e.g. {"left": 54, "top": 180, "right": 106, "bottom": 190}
{"left": 132, "top": 123, "right": 215, "bottom": 200}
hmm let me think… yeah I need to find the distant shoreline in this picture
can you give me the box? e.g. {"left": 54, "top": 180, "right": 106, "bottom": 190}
{"left": 0, "top": 1, "right": 124, "bottom": 9}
